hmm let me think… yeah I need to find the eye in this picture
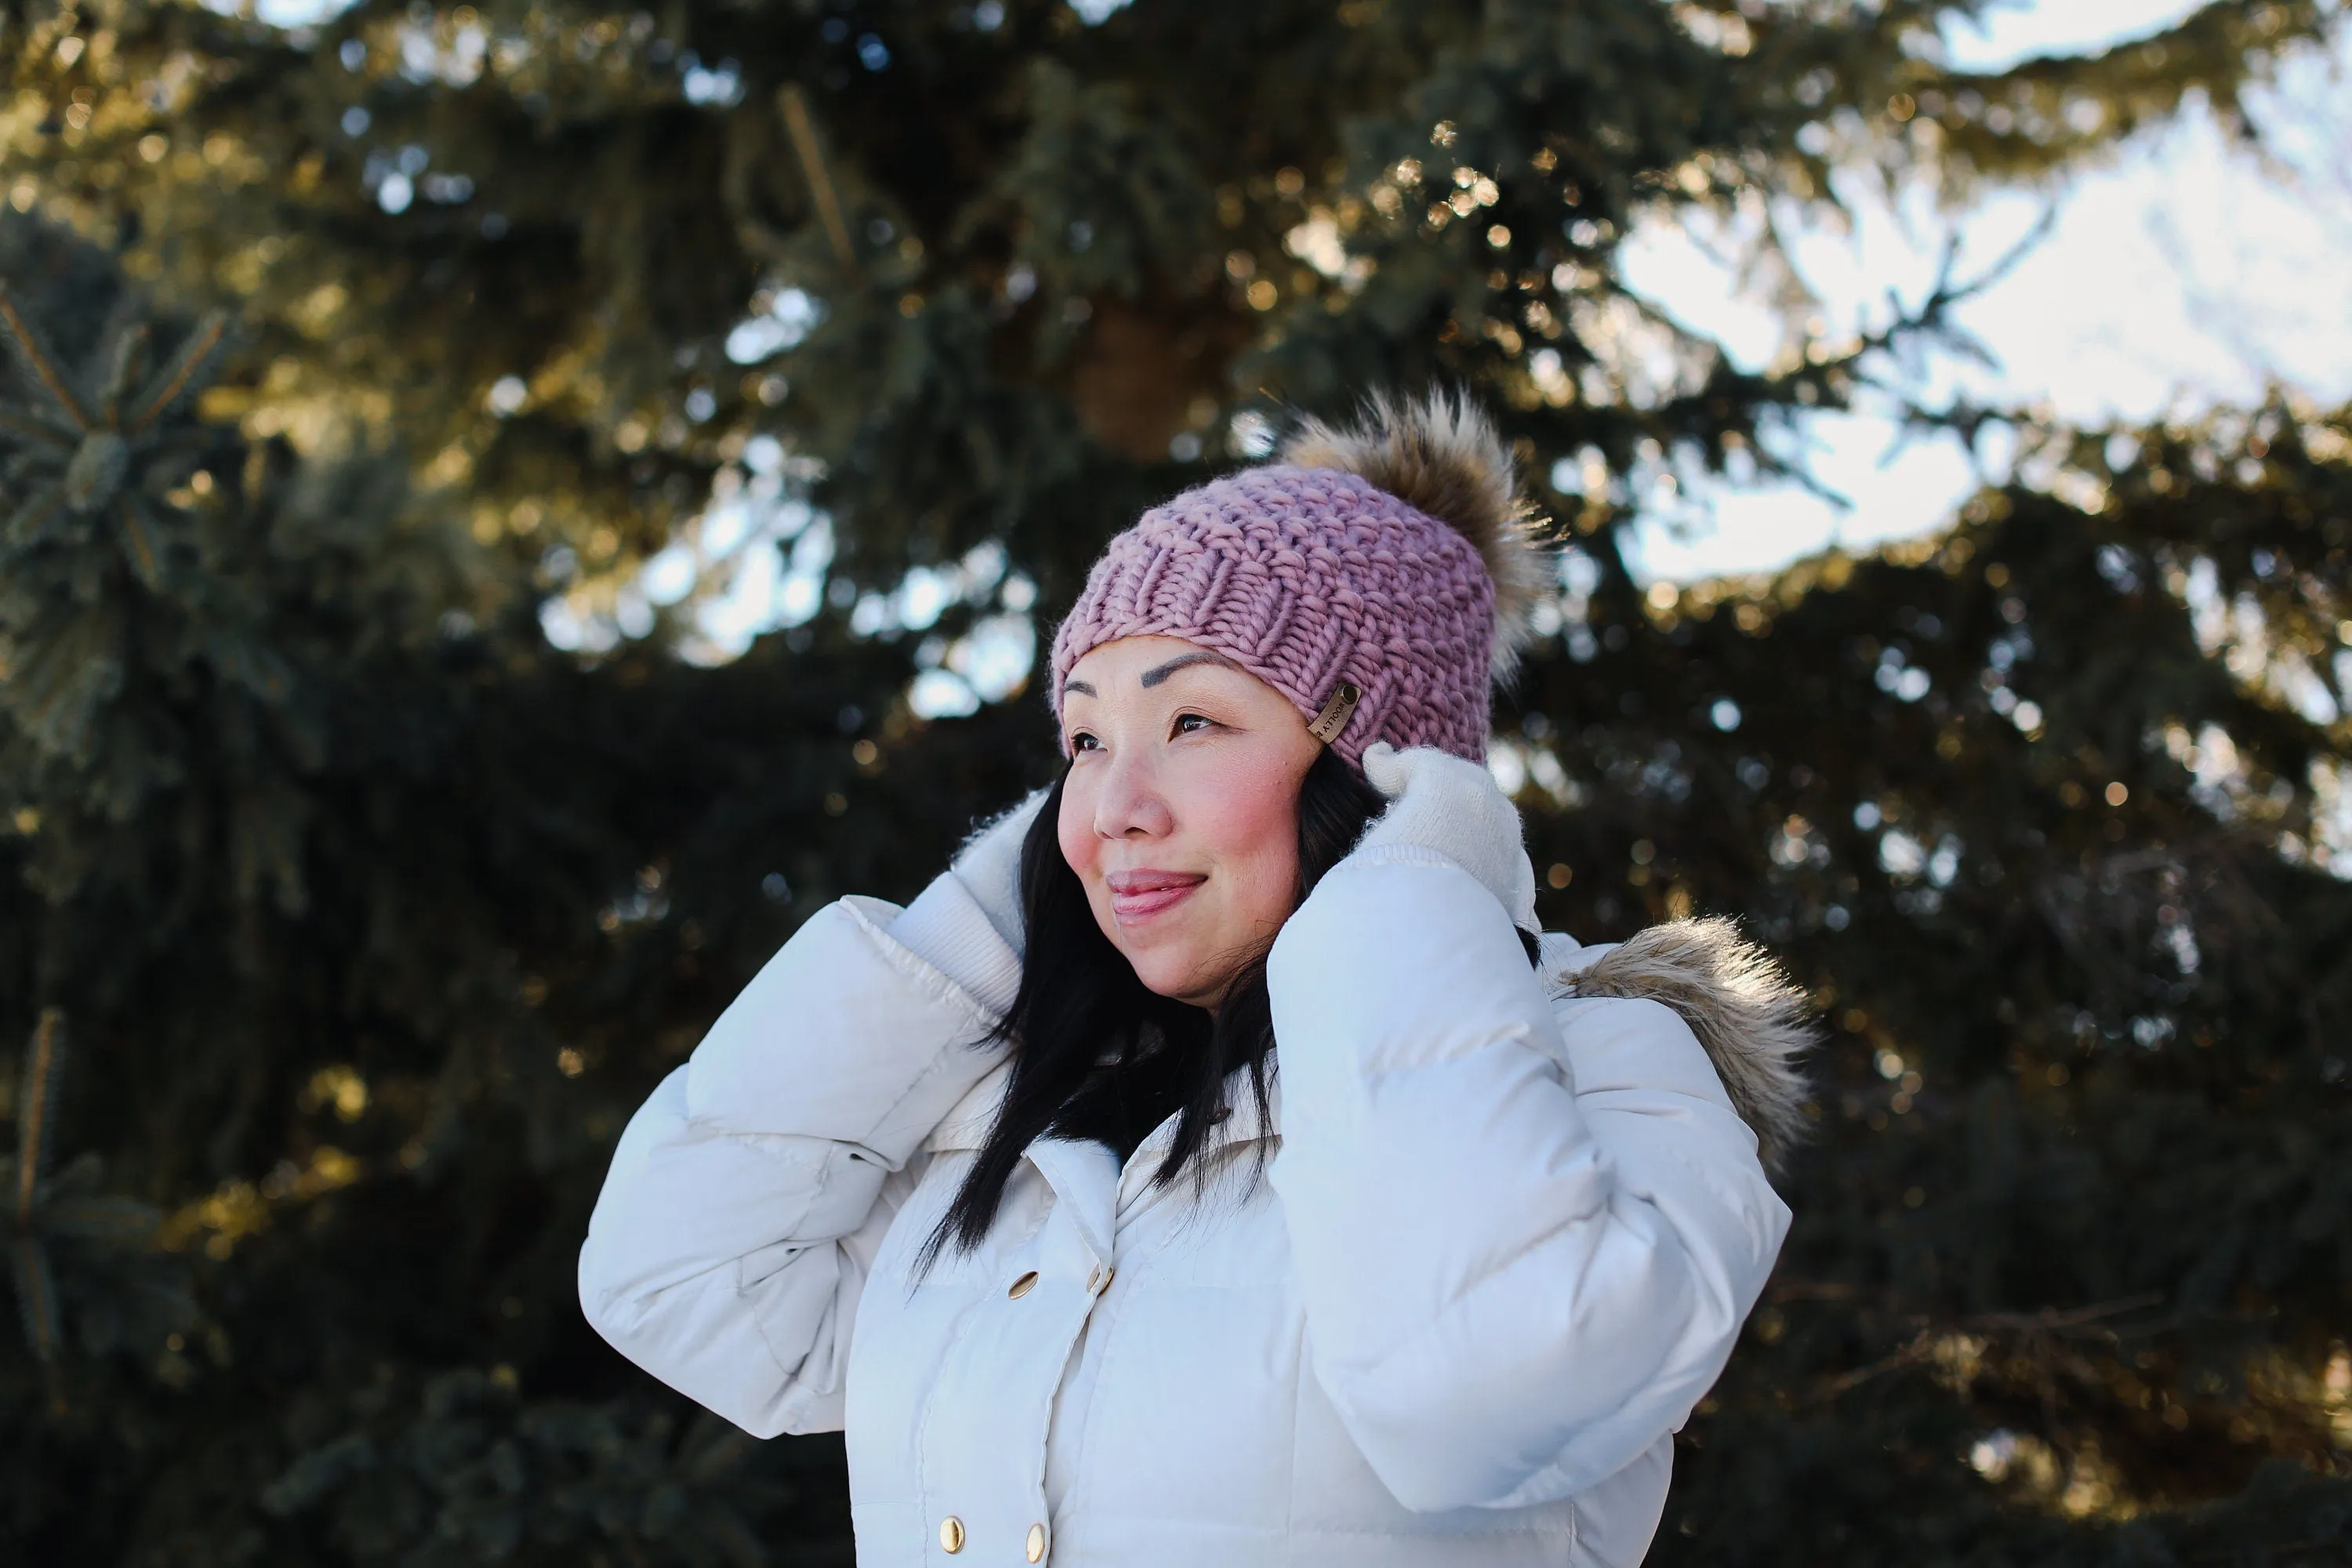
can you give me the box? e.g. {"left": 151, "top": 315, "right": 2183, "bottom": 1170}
{"left": 1067, "top": 730, "right": 1101, "bottom": 753}
{"left": 1171, "top": 711, "right": 1216, "bottom": 738}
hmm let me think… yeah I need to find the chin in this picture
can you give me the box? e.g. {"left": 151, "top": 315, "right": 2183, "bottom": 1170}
{"left": 1116, "top": 942, "right": 1224, "bottom": 1008}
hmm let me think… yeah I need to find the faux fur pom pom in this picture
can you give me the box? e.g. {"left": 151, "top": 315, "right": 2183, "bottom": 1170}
{"left": 1279, "top": 388, "right": 1552, "bottom": 677}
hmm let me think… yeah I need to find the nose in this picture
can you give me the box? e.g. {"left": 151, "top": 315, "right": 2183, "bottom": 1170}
{"left": 1091, "top": 746, "right": 1174, "bottom": 841}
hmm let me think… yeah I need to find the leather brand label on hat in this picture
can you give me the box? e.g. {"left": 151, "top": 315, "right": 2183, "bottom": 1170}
{"left": 1306, "top": 681, "right": 1361, "bottom": 743}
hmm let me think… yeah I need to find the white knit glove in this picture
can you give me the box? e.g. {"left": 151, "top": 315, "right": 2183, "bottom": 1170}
{"left": 1357, "top": 742, "right": 1540, "bottom": 935}
{"left": 947, "top": 785, "right": 1053, "bottom": 953}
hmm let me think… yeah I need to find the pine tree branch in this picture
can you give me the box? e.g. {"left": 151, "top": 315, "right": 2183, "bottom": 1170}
{"left": 0, "top": 405, "right": 74, "bottom": 448}
{"left": 15, "top": 1009, "right": 64, "bottom": 1225}
{"left": 778, "top": 85, "right": 856, "bottom": 270}
{"left": 8, "top": 1232, "right": 61, "bottom": 1365}
{"left": 4, "top": 479, "right": 66, "bottom": 546}
{"left": 125, "top": 314, "right": 226, "bottom": 437}
{"left": 0, "top": 284, "right": 90, "bottom": 430}
{"left": 117, "top": 499, "right": 163, "bottom": 588}
{"left": 1818, "top": 1290, "right": 2170, "bottom": 1399}
{"left": 99, "top": 324, "right": 151, "bottom": 428}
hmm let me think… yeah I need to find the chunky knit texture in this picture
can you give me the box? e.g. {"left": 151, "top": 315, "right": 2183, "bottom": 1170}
{"left": 1049, "top": 463, "right": 1498, "bottom": 766}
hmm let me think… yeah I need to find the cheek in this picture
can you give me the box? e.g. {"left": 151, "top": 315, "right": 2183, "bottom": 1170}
{"left": 1057, "top": 777, "right": 1100, "bottom": 881}
{"left": 1182, "top": 761, "right": 1302, "bottom": 916}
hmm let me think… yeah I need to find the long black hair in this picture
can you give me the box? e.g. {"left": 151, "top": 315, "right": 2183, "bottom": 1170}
{"left": 919, "top": 746, "right": 1388, "bottom": 1269}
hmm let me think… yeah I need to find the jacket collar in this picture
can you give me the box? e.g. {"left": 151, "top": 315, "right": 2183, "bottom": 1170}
{"left": 923, "top": 1060, "right": 1283, "bottom": 1236}
{"left": 924, "top": 1062, "right": 1015, "bottom": 1154}
{"left": 918, "top": 932, "right": 1593, "bottom": 1166}
{"left": 924, "top": 1062, "right": 1282, "bottom": 1157}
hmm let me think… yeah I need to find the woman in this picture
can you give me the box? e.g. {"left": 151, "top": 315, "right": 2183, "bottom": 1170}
{"left": 579, "top": 391, "right": 1812, "bottom": 1566}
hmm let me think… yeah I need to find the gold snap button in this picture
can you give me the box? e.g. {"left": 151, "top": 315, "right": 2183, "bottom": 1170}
{"left": 1007, "top": 1270, "right": 1039, "bottom": 1300}
{"left": 1026, "top": 1521, "right": 1048, "bottom": 1562}
{"left": 939, "top": 1514, "right": 965, "bottom": 1553}
{"left": 1086, "top": 1265, "right": 1113, "bottom": 1294}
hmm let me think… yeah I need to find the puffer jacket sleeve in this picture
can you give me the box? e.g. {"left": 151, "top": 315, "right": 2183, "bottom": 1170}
{"left": 1265, "top": 846, "right": 1791, "bottom": 1513}
{"left": 577, "top": 877, "right": 1017, "bottom": 1439}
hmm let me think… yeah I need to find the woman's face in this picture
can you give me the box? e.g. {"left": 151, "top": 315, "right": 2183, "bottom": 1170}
{"left": 1058, "top": 635, "right": 1323, "bottom": 1010}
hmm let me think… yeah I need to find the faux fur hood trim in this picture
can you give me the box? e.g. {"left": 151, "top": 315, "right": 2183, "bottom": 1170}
{"left": 1549, "top": 917, "right": 1819, "bottom": 1174}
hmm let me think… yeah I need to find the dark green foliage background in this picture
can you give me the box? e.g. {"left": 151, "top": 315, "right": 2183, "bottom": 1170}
{"left": 2, "top": 0, "right": 2349, "bottom": 1562}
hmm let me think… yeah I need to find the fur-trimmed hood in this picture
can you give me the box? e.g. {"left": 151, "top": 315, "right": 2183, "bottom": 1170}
{"left": 1541, "top": 917, "right": 1819, "bottom": 1173}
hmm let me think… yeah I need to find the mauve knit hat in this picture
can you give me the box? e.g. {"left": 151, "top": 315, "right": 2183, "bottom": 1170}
{"left": 1049, "top": 389, "right": 1548, "bottom": 768}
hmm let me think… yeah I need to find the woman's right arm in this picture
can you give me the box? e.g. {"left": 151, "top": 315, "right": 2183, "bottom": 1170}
{"left": 577, "top": 868, "right": 1022, "bottom": 1439}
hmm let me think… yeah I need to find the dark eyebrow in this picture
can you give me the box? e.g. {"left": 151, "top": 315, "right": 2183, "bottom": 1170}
{"left": 1139, "top": 650, "right": 1240, "bottom": 688}
{"left": 1062, "top": 678, "right": 1097, "bottom": 698}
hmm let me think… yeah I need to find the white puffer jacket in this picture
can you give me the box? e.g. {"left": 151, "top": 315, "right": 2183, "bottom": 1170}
{"left": 579, "top": 840, "right": 1806, "bottom": 1566}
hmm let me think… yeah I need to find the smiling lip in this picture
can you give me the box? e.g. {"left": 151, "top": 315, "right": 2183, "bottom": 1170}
{"left": 1105, "top": 869, "right": 1206, "bottom": 923}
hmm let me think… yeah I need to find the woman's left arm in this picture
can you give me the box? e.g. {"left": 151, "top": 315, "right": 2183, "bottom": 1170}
{"left": 1265, "top": 760, "right": 1791, "bottom": 1515}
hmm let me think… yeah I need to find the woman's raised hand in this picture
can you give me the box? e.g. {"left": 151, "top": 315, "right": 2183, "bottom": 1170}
{"left": 1356, "top": 742, "right": 1539, "bottom": 935}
